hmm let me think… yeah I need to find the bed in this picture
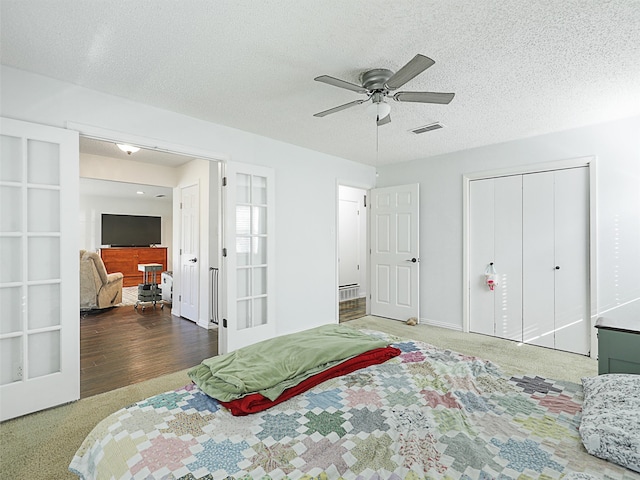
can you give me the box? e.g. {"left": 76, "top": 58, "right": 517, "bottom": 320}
{"left": 70, "top": 328, "right": 639, "bottom": 479}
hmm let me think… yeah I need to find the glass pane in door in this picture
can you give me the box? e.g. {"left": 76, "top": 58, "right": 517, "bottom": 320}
{"left": 0, "top": 237, "right": 22, "bottom": 283}
{"left": 27, "top": 140, "right": 59, "bottom": 185}
{"left": 27, "top": 188, "right": 60, "bottom": 232}
{"left": 252, "top": 237, "right": 266, "bottom": 265}
{"left": 28, "top": 237, "right": 60, "bottom": 281}
{"left": 0, "top": 134, "right": 22, "bottom": 182}
{"left": 252, "top": 175, "right": 267, "bottom": 205}
{"left": 0, "top": 287, "right": 22, "bottom": 334}
{"left": 0, "top": 337, "right": 22, "bottom": 385}
{"left": 237, "top": 299, "right": 251, "bottom": 330}
{"left": 253, "top": 297, "right": 267, "bottom": 326}
{"left": 28, "top": 330, "right": 61, "bottom": 378}
{"left": 28, "top": 284, "right": 61, "bottom": 329}
{"left": 236, "top": 173, "right": 251, "bottom": 203}
{"left": 0, "top": 186, "right": 21, "bottom": 232}
{"left": 235, "top": 173, "right": 269, "bottom": 331}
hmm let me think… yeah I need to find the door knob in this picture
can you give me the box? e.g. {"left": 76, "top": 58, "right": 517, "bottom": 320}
{"left": 405, "top": 258, "right": 417, "bottom": 263}
{"left": 189, "top": 257, "right": 198, "bottom": 263}
{"left": 555, "top": 266, "right": 560, "bottom": 270}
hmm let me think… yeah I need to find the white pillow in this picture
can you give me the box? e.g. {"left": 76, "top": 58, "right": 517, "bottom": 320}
{"left": 580, "top": 374, "right": 640, "bottom": 473}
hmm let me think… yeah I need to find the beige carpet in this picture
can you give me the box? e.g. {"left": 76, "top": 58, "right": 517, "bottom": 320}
{"left": 346, "top": 316, "right": 597, "bottom": 384}
{"left": 0, "top": 316, "right": 597, "bottom": 479}
{"left": 1, "top": 368, "right": 192, "bottom": 479}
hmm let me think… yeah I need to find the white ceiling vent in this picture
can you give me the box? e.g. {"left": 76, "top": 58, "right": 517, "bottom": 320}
{"left": 411, "top": 122, "right": 444, "bottom": 134}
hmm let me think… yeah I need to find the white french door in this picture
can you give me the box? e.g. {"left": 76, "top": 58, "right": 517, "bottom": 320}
{"left": 221, "top": 162, "right": 275, "bottom": 354}
{"left": 180, "top": 184, "right": 199, "bottom": 322}
{"left": 370, "top": 184, "right": 420, "bottom": 321}
{"left": 0, "top": 117, "right": 79, "bottom": 421}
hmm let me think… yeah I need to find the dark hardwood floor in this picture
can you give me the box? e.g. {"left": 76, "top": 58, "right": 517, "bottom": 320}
{"left": 339, "top": 297, "right": 366, "bottom": 322}
{"left": 80, "top": 305, "right": 218, "bottom": 398}
{"left": 80, "top": 298, "right": 361, "bottom": 398}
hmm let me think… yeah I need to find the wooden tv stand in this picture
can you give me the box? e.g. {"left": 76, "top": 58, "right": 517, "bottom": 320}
{"left": 100, "top": 247, "right": 168, "bottom": 287}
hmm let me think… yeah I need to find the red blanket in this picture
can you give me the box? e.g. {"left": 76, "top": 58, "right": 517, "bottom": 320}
{"left": 219, "top": 345, "right": 401, "bottom": 416}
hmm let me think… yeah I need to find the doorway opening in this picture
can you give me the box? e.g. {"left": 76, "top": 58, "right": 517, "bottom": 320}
{"left": 338, "top": 185, "right": 368, "bottom": 322}
{"left": 78, "top": 134, "right": 222, "bottom": 396}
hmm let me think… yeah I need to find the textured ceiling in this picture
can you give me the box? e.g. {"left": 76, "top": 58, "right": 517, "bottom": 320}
{"left": 80, "top": 136, "right": 197, "bottom": 167}
{"left": 2, "top": 1, "right": 640, "bottom": 166}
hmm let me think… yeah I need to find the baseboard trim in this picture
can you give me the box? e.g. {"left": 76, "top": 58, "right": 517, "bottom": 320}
{"left": 421, "top": 318, "right": 463, "bottom": 331}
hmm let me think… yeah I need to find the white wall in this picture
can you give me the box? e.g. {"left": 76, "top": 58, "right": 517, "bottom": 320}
{"left": 377, "top": 115, "right": 640, "bottom": 330}
{"left": 80, "top": 152, "right": 179, "bottom": 188}
{"left": 1, "top": 66, "right": 376, "bottom": 336}
{"left": 80, "top": 153, "right": 178, "bottom": 270}
{"left": 79, "top": 191, "right": 173, "bottom": 264}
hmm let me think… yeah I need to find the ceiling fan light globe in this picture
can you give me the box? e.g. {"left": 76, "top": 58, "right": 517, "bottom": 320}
{"left": 378, "top": 101, "right": 391, "bottom": 120}
{"left": 367, "top": 101, "right": 391, "bottom": 121}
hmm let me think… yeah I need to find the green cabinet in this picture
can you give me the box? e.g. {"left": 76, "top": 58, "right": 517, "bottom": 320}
{"left": 596, "top": 317, "right": 640, "bottom": 375}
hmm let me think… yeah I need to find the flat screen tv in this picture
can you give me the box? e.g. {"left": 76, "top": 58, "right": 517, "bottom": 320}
{"left": 101, "top": 214, "right": 162, "bottom": 247}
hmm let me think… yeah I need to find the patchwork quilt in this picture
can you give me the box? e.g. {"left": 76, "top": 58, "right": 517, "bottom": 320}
{"left": 69, "top": 331, "right": 639, "bottom": 479}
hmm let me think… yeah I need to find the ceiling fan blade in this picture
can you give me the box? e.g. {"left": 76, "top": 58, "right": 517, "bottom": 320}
{"left": 314, "top": 75, "right": 368, "bottom": 94}
{"left": 377, "top": 113, "right": 391, "bottom": 126}
{"left": 313, "top": 99, "right": 366, "bottom": 117}
{"left": 393, "top": 91, "right": 455, "bottom": 104}
{"left": 385, "top": 54, "right": 435, "bottom": 90}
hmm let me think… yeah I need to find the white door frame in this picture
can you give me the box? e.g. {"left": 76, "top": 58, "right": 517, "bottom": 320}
{"left": 68, "top": 122, "right": 227, "bottom": 326}
{"left": 462, "top": 156, "right": 598, "bottom": 357}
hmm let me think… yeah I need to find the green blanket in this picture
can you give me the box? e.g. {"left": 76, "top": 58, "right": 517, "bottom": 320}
{"left": 188, "top": 324, "right": 388, "bottom": 401}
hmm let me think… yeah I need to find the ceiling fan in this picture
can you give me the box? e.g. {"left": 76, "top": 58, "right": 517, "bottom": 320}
{"left": 313, "top": 54, "right": 454, "bottom": 126}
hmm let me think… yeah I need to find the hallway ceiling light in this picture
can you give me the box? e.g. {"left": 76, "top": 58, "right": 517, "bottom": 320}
{"left": 116, "top": 143, "right": 140, "bottom": 155}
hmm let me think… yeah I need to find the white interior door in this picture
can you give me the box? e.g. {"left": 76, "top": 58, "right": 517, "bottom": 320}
{"left": 370, "top": 183, "right": 420, "bottom": 321}
{"left": 0, "top": 117, "right": 79, "bottom": 421}
{"left": 180, "top": 184, "right": 199, "bottom": 322}
{"left": 221, "top": 162, "right": 275, "bottom": 354}
{"left": 339, "top": 198, "right": 359, "bottom": 286}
